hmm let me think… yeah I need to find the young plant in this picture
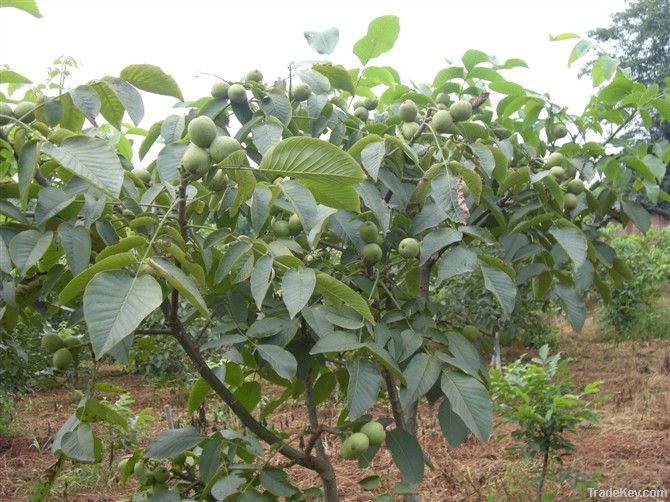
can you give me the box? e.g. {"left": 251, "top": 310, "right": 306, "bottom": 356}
{"left": 490, "top": 345, "right": 603, "bottom": 501}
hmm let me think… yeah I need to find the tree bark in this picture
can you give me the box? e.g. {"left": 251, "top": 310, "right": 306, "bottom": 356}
{"left": 383, "top": 372, "right": 421, "bottom": 502}
{"left": 536, "top": 449, "right": 550, "bottom": 502}
{"left": 305, "top": 365, "right": 339, "bottom": 502}
{"left": 493, "top": 329, "right": 502, "bottom": 370}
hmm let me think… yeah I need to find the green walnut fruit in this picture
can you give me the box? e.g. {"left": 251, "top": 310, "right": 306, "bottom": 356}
{"left": 352, "top": 99, "right": 366, "bottom": 110}
{"left": 210, "top": 135, "right": 241, "bottom": 163}
{"left": 209, "top": 170, "right": 228, "bottom": 191}
{"left": 245, "top": 68, "right": 263, "bottom": 83}
{"left": 348, "top": 432, "right": 370, "bottom": 456}
{"left": 564, "top": 193, "right": 578, "bottom": 210}
{"left": 52, "top": 348, "right": 73, "bottom": 370}
{"left": 288, "top": 213, "right": 302, "bottom": 235}
{"left": 0, "top": 102, "right": 13, "bottom": 125}
{"left": 188, "top": 116, "right": 217, "bottom": 148}
{"left": 211, "top": 81, "right": 229, "bottom": 99}
{"left": 398, "top": 100, "right": 418, "bottom": 122}
{"left": 340, "top": 437, "right": 357, "bottom": 460}
{"left": 546, "top": 152, "right": 564, "bottom": 168}
{"left": 62, "top": 335, "right": 81, "bottom": 353}
{"left": 363, "top": 243, "right": 383, "bottom": 263}
{"left": 354, "top": 106, "right": 369, "bottom": 121}
{"left": 227, "top": 83, "right": 247, "bottom": 103}
{"left": 400, "top": 121, "right": 419, "bottom": 140}
{"left": 182, "top": 145, "right": 211, "bottom": 176}
{"left": 272, "top": 219, "right": 290, "bottom": 237}
{"left": 449, "top": 100, "right": 472, "bottom": 122}
{"left": 133, "top": 168, "right": 151, "bottom": 184}
{"left": 493, "top": 126, "right": 512, "bottom": 139}
{"left": 462, "top": 325, "right": 481, "bottom": 342}
{"left": 552, "top": 123, "right": 568, "bottom": 139}
{"left": 567, "top": 179, "right": 585, "bottom": 195}
{"left": 436, "top": 92, "right": 451, "bottom": 105}
{"left": 398, "top": 238, "right": 420, "bottom": 259}
{"left": 41, "top": 333, "right": 64, "bottom": 353}
{"left": 549, "top": 166, "right": 565, "bottom": 179}
{"left": 432, "top": 110, "right": 453, "bottom": 134}
{"left": 47, "top": 128, "right": 75, "bottom": 145}
{"left": 291, "top": 83, "right": 311, "bottom": 102}
{"left": 152, "top": 467, "right": 170, "bottom": 483}
{"left": 14, "top": 101, "right": 36, "bottom": 123}
{"left": 360, "top": 421, "right": 386, "bottom": 446}
{"left": 363, "top": 97, "right": 378, "bottom": 110}
{"left": 359, "top": 221, "right": 379, "bottom": 243}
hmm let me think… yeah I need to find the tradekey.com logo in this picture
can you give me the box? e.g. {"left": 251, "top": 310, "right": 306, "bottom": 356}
{"left": 587, "top": 487, "right": 668, "bottom": 499}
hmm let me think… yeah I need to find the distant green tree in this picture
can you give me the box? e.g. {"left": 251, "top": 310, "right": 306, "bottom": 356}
{"left": 589, "top": 0, "right": 669, "bottom": 138}
{"left": 588, "top": 0, "right": 670, "bottom": 207}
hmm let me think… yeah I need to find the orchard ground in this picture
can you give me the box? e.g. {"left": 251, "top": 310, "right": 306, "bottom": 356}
{"left": 1, "top": 313, "right": 669, "bottom": 501}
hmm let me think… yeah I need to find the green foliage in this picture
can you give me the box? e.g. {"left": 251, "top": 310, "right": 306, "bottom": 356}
{"left": 0, "top": 0, "right": 42, "bottom": 18}
{"left": 584, "top": 0, "right": 670, "bottom": 209}
{"left": 436, "top": 273, "right": 555, "bottom": 350}
{"left": 491, "top": 346, "right": 602, "bottom": 498}
{"left": 598, "top": 227, "right": 670, "bottom": 339}
{"left": 1, "top": 12, "right": 667, "bottom": 501}
{"left": 129, "top": 335, "right": 191, "bottom": 378}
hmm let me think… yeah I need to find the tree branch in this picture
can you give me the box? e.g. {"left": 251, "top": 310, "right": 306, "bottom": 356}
{"left": 135, "top": 328, "right": 172, "bottom": 335}
{"left": 163, "top": 174, "right": 318, "bottom": 469}
{"left": 168, "top": 308, "right": 311, "bottom": 466}
{"left": 319, "top": 240, "right": 345, "bottom": 252}
{"left": 304, "top": 367, "right": 326, "bottom": 460}
{"left": 383, "top": 369, "right": 406, "bottom": 430}
{"left": 603, "top": 110, "right": 637, "bottom": 145}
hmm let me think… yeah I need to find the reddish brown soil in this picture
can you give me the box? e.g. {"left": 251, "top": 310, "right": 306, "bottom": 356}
{"left": 1, "top": 320, "right": 669, "bottom": 501}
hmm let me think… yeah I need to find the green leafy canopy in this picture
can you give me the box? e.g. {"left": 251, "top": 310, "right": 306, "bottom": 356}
{"left": 1, "top": 11, "right": 667, "bottom": 502}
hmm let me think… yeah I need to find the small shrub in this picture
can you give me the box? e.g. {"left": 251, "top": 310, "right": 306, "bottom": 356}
{"left": 437, "top": 274, "right": 555, "bottom": 350}
{"left": 599, "top": 227, "right": 670, "bottom": 339}
{"left": 491, "top": 345, "right": 603, "bottom": 502}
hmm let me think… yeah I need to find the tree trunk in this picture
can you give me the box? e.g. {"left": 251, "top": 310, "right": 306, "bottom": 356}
{"left": 318, "top": 465, "right": 340, "bottom": 502}
{"left": 493, "top": 329, "right": 502, "bottom": 370}
{"left": 305, "top": 365, "right": 339, "bottom": 501}
{"left": 536, "top": 449, "right": 549, "bottom": 502}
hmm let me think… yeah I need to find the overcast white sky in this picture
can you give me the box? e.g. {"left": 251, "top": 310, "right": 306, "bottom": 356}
{"left": 1, "top": 0, "right": 625, "bottom": 125}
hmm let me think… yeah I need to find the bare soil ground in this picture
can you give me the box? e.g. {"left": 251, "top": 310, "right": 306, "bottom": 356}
{"left": 1, "top": 317, "right": 669, "bottom": 501}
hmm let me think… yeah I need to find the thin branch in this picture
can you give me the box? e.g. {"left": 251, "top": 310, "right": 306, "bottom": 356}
{"left": 319, "top": 240, "right": 345, "bottom": 252}
{"left": 603, "top": 110, "right": 637, "bottom": 145}
{"left": 304, "top": 367, "right": 326, "bottom": 459}
{"left": 383, "top": 370, "right": 406, "bottom": 429}
{"left": 135, "top": 328, "right": 172, "bottom": 335}
{"left": 409, "top": 108, "right": 436, "bottom": 145}
{"left": 163, "top": 174, "right": 313, "bottom": 465}
{"left": 166, "top": 304, "right": 311, "bottom": 466}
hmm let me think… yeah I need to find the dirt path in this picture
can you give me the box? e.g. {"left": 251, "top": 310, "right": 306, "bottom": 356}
{"left": 1, "top": 325, "right": 669, "bottom": 501}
